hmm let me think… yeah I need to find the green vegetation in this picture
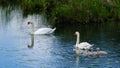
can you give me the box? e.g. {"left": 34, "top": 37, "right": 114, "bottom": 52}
{"left": 0, "top": 0, "right": 22, "bottom": 6}
{"left": 0, "top": 0, "right": 120, "bottom": 27}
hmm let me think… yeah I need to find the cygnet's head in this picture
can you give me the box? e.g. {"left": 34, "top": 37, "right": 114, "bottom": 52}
{"left": 89, "top": 48, "right": 93, "bottom": 51}
{"left": 75, "top": 31, "right": 79, "bottom": 35}
{"left": 96, "top": 48, "right": 100, "bottom": 51}
{"left": 28, "top": 21, "right": 33, "bottom": 25}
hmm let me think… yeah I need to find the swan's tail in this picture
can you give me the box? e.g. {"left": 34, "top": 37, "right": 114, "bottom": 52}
{"left": 91, "top": 44, "right": 94, "bottom": 47}
{"left": 50, "top": 27, "right": 56, "bottom": 33}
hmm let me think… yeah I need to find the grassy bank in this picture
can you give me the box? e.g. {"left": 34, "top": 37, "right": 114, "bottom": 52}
{"left": 0, "top": 0, "right": 120, "bottom": 27}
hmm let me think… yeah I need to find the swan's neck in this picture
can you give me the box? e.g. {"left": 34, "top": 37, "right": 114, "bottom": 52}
{"left": 96, "top": 50, "right": 100, "bottom": 57}
{"left": 97, "top": 50, "right": 99, "bottom": 54}
{"left": 76, "top": 33, "right": 80, "bottom": 46}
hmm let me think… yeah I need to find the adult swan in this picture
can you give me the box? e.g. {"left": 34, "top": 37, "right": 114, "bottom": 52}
{"left": 28, "top": 21, "right": 56, "bottom": 35}
{"left": 75, "top": 31, "right": 93, "bottom": 50}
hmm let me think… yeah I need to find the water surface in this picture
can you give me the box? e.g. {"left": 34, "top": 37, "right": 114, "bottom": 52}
{"left": 0, "top": 8, "right": 120, "bottom": 68}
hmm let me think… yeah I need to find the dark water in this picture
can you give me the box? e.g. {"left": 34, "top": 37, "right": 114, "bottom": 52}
{"left": 0, "top": 8, "right": 120, "bottom": 68}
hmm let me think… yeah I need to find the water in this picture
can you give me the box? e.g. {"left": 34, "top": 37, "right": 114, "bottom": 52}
{"left": 0, "top": 8, "right": 120, "bottom": 68}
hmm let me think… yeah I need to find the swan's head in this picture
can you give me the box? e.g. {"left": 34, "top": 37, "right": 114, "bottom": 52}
{"left": 28, "top": 21, "right": 33, "bottom": 25}
{"left": 75, "top": 31, "right": 79, "bottom": 35}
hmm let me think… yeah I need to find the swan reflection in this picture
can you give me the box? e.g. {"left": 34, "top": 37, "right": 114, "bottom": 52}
{"left": 28, "top": 34, "right": 34, "bottom": 48}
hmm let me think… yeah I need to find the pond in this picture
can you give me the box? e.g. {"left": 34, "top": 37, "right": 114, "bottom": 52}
{"left": 0, "top": 8, "right": 120, "bottom": 68}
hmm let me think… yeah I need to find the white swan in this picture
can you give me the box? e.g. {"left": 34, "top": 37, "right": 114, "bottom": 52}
{"left": 75, "top": 31, "right": 93, "bottom": 50}
{"left": 28, "top": 21, "right": 56, "bottom": 35}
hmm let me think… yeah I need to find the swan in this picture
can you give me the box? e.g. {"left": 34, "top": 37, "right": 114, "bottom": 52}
{"left": 28, "top": 21, "right": 56, "bottom": 35}
{"left": 96, "top": 48, "right": 107, "bottom": 56}
{"left": 74, "top": 47, "right": 92, "bottom": 57}
{"left": 86, "top": 48, "right": 107, "bottom": 57}
{"left": 73, "top": 47, "right": 107, "bottom": 57}
{"left": 73, "top": 47, "right": 85, "bottom": 56}
{"left": 75, "top": 31, "right": 93, "bottom": 50}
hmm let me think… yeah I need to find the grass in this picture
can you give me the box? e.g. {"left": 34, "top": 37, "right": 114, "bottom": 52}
{"left": 0, "top": 0, "right": 120, "bottom": 27}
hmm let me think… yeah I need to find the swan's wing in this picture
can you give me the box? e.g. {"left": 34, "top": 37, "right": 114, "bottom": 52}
{"left": 99, "top": 51, "right": 107, "bottom": 54}
{"left": 34, "top": 28, "right": 53, "bottom": 34}
{"left": 82, "top": 42, "right": 93, "bottom": 47}
{"left": 77, "top": 42, "right": 93, "bottom": 49}
{"left": 76, "top": 44, "right": 87, "bottom": 49}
